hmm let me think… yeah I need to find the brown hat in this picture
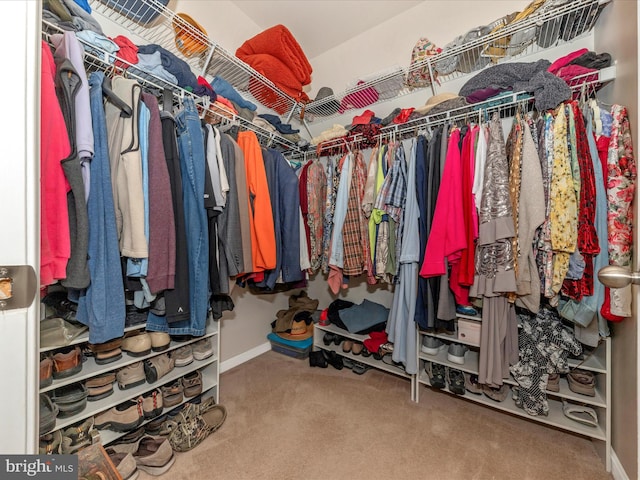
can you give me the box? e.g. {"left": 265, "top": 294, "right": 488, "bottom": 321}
{"left": 276, "top": 318, "right": 314, "bottom": 341}
{"left": 172, "top": 13, "right": 209, "bottom": 58}
{"left": 414, "top": 92, "right": 460, "bottom": 115}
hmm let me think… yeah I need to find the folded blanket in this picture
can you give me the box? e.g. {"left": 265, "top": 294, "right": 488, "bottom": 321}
{"left": 236, "top": 25, "right": 312, "bottom": 111}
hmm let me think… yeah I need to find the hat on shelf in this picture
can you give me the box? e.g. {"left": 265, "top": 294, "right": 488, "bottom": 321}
{"left": 351, "top": 109, "right": 376, "bottom": 126}
{"left": 414, "top": 92, "right": 460, "bottom": 115}
{"left": 306, "top": 87, "right": 340, "bottom": 116}
{"left": 172, "top": 13, "right": 209, "bottom": 58}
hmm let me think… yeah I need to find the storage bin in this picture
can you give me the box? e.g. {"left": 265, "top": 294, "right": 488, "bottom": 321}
{"left": 457, "top": 318, "right": 481, "bottom": 347}
{"left": 267, "top": 333, "right": 313, "bottom": 359}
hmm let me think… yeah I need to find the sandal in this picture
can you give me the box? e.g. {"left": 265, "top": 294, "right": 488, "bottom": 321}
{"left": 567, "top": 369, "right": 596, "bottom": 397}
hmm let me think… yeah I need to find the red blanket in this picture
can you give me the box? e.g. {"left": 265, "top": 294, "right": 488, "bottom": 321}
{"left": 236, "top": 25, "right": 312, "bottom": 111}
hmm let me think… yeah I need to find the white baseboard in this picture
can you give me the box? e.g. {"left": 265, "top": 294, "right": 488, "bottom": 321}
{"left": 220, "top": 341, "right": 271, "bottom": 373}
{"left": 611, "top": 449, "right": 630, "bottom": 480}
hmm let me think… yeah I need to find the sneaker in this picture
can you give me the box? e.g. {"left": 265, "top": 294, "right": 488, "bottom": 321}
{"left": 171, "top": 345, "right": 194, "bottom": 367}
{"left": 447, "top": 368, "right": 466, "bottom": 395}
{"left": 191, "top": 338, "right": 214, "bottom": 361}
{"left": 117, "top": 362, "right": 147, "bottom": 390}
{"left": 424, "top": 361, "right": 446, "bottom": 389}
{"left": 447, "top": 343, "right": 468, "bottom": 365}
{"left": 421, "top": 337, "right": 447, "bottom": 356}
{"left": 144, "top": 354, "right": 175, "bottom": 383}
{"left": 456, "top": 304, "right": 478, "bottom": 316}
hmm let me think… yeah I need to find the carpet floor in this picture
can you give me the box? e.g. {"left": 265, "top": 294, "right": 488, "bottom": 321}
{"left": 136, "top": 350, "right": 611, "bottom": 480}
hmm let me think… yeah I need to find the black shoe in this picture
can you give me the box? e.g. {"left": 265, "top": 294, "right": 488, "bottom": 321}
{"left": 322, "top": 350, "right": 343, "bottom": 370}
{"left": 447, "top": 368, "right": 466, "bottom": 395}
{"left": 309, "top": 351, "right": 328, "bottom": 368}
{"left": 322, "top": 333, "right": 336, "bottom": 346}
{"left": 425, "top": 362, "right": 446, "bottom": 389}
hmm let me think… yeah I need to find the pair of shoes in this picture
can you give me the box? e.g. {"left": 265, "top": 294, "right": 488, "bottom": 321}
{"left": 322, "top": 350, "right": 343, "bottom": 370}
{"left": 567, "top": 369, "right": 596, "bottom": 396}
{"left": 51, "top": 383, "right": 88, "bottom": 418}
{"left": 171, "top": 345, "right": 194, "bottom": 367}
{"left": 463, "top": 373, "right": 483, "bottom": 394}
{"left": 86, "top": 372, "right": 116, "bottom": 401}
{"left": 322, "top": 332, "right": 342, "bottom": 346}
{"left": 109, "top": 435, "right": 176, "bottom": 475}
{"left": 447, "top": 343, "right": 468, "bottom": 365}
{"left": 421, "top": 337, "right": 447, "bottom": 356}
{"left": 144, "top": 354, "right": 175, "bottom": 383}
{"left": 424, "top": 361, "right": 446, "bottom": 389}
{"left": 447, "top": 368, "right": 465, "bottom": 395}
{"left": 52, "top": 346, "right": 83, "bottom": 379}
{"left": 309, "top": 350, "right": 328, "bottom": 368}
{"left": 547, "top": 373, "right": 560, "bottom": 393}
{"left": 117, "top": 362, "right": 147, "bottom": 390}
{"left": 456, "top": 304, "right": 478, "bottom": 316}
{"left": 95, "top": 399, "right": 144, "bottom": 432}
{"left": 483, "top": 384, "right": 510, "bottom": 402}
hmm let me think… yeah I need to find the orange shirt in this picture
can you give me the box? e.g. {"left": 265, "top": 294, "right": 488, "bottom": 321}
{"left": 237, "top": 131, "right": 276, "bottom": 272}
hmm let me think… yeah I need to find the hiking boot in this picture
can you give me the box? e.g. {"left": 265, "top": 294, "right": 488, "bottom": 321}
{"left": 447, "top": 343, "right": 468, "bottom": 365}
{"left": 191, "top": 337, "right": 213, "bottom": 361}
{"left": 117, "top": 362, "right": 146, "bottom": 390}
{"left": 144, "top": 354, "right": 175, "bottom": 383}
{"left": 424, "top": 361, "right": 446, "bottom": 389}
{"left": 447, "top": 368, "right": 466, "bottom": 395}
{"left": 421, "top": 336, "right": 447, "bottom": 356}
{"left": 171, "top": 345, "right": 193, "bottom": 367}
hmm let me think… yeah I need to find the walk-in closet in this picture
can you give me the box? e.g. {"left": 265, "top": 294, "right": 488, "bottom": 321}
{"left": 0, "top": 0, "right": 638, "bottom": 479}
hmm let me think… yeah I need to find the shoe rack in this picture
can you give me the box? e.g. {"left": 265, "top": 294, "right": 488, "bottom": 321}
{"left": 39, "top": 317, "right": 220, "bottom": 448}
{"left": 415, "top": 321, "right": 611, "bottom": 471}
{"left": 312, "top": 323, "right": 415, "bottom": 396}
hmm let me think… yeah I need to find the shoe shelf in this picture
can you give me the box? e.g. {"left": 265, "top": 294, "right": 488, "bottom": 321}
{"left": 313, "top": 324, "right": 412, "bottom": 380}
{"left": 88, "top": 0, "right": 300, "bottom": 119}
{"left": 98, "top": 365, "right": 219, "bottom": 446}
{"left": 301, "top": 0, "right": 608, "bottom": 122}
{"left": 416, "top": 362, "right": 606, "bottom": 441}
{"left": 418, "top": 344, "right": 607, "bottom": 408}
{"left": 41, "top": 326, "right": 219, "bottom": 394}
{"left": 40, "top": 323, "right": 147, "bottom": 354}
{"left": 42, "top": 354, "right": 217, "bottom": 436}
{"left": 420, "top": 328, "right": 477, "bottom": 349}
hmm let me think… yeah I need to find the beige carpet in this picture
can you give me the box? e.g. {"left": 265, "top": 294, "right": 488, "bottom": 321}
{"left": 137, "top": 350, "right": 611, "bottom": 480}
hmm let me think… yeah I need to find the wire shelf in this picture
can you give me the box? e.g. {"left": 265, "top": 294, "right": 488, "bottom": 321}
{"left": 88, "top": 0, "right": 300, "bottom": 116}
{"left": 42, "top": 19, "right": 300, "bottom": 152}
{"left": 302, "top": 0, "right": 609, "bottom": 121}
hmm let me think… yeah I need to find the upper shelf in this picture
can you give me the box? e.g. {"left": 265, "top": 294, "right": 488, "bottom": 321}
{"left": 88, "top": 0, "right": 300, "bottom": 117}
{"left": 302, "top": 0, "right": 610, "bottom": 121}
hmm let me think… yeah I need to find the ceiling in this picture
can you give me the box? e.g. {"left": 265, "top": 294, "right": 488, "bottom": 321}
{"left": 230, "top": 0, "right": 423, "bottom": 59}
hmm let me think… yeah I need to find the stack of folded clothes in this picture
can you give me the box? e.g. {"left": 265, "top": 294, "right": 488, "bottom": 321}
{"left": 236, "top": 24, "right": 312, "bottom": 113}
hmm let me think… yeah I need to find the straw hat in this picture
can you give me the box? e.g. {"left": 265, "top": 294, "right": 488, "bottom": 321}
{"left": 414, "top": 92, "right": 460, "bottom": 115}
{"left": 172, "top": 13, "right": 208, "bottom": 58}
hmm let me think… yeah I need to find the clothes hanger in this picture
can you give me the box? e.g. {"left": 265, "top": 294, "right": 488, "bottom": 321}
{"left": 102, "top": 75, "right": 132, "bottom": 117}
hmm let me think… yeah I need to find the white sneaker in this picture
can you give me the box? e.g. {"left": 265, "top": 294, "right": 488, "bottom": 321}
{"left": 421, "top": 336, "right": 446, "bottom": 356}
{"left": 447, "top": 343, "right": 468, "bottom": 365}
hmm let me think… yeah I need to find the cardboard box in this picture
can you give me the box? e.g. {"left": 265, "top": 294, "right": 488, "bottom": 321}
{"left": 457, "top": 318, "right": 481, "bottom": 347}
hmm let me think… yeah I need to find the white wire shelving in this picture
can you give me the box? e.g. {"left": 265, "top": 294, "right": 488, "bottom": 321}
{"left": 302, "top": 0, "right": 610, "bottom": 121}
